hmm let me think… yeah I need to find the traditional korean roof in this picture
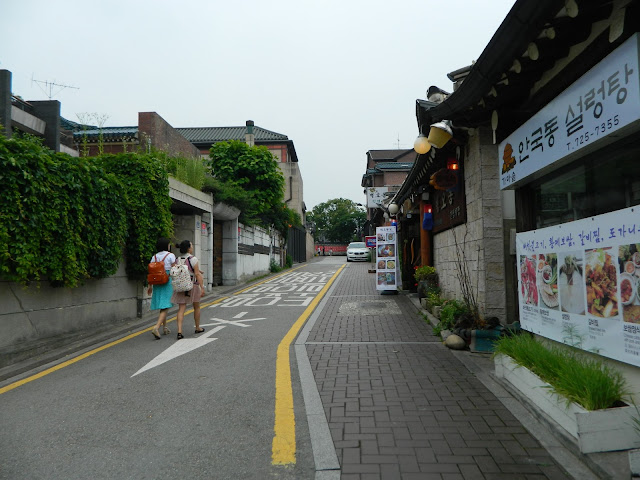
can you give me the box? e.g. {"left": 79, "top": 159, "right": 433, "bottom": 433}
{"left": 392, "top": 0, "right": 640, "bottom": 207}
{"left": 367, "top": 149, "right": 415, "bottom": 162}
{"left": 71, "top": 126, "right": 138, "bottom": 141}
{"left": 176, "top": 126, "right": 288, "bottom": 143}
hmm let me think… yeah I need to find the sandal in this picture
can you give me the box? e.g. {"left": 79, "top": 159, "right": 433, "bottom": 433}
{"left": 151, "top": 328, "right": 161, "bottom": 340}
{"left": 177, "top": 333, "right": 184, "bottom": 340}
{"left": 163, "top": 326, "right": 171, "bottom": 335}
{"left": 195, "top": 328, "right": 205, "bottom": 334}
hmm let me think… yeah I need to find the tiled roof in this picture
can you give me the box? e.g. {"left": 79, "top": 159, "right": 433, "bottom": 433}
{"left": 71, "top": 126, "right": 138, "bottom": 140}
{"left": 367, "top": 162, "right": 414, "bottom": 175}
{"left": 60, "top": 117, "right": 96, "bottom": 131}
{"left": 175, "top": 126, "right": 288, "bottom": 144}
{"left": 367, "top": 149, "right": 414, "bottom": 162}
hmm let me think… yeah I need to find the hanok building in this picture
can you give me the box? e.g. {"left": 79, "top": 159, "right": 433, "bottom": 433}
{"left": 391, "top": 0, "right": 640, "bottom": 409}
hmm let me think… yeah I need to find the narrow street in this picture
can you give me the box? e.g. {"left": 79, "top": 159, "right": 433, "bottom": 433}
{"left": 2, "top": 257, "right": 586, "bottom": 479}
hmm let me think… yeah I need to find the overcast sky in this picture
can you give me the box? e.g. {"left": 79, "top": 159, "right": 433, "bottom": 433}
{"left": 1, "top": 0, "right": 515, "bottom": 210}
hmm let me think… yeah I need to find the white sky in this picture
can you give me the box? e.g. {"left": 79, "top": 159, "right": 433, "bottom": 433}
{"left": 1, "top": 0, "right": 515, "bottom": 210}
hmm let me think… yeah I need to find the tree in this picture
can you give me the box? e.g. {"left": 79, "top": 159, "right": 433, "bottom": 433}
{"left": 207, "top": 140, "right": 285, "bottom": 226}
{"left": 308, "top": 198, "right": 366, "bottom": 244}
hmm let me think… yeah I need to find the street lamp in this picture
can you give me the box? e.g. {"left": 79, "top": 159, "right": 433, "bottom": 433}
{"left": 388, "top": 203, "right": 399, "bottom": 215}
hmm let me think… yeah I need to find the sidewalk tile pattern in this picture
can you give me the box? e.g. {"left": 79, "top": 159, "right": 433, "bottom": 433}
{"left": 306, "top": 262, "right": 570, "bottom": 480}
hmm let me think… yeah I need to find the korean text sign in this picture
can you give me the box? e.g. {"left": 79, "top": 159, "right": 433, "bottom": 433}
{"left": 516, "top": 205, "right": 640, "bottom": 367}
{"left": 500, "top": 33, "right": 640, "bottom": 190}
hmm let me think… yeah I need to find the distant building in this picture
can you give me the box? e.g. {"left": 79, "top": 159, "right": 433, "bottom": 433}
{"left": 361, "top": 149, "right": 416, "bottom": 232}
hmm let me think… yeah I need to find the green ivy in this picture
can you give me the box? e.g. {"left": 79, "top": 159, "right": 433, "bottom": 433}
{"left": 0, "top": 134, "right": 172, "bottom": 287}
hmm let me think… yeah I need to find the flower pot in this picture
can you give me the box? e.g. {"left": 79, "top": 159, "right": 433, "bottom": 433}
{"left": 495, "top": 354, "right": 640, "bottom": 453}
{"left": 469, "top": 327, "right": 502, "bottom": 353}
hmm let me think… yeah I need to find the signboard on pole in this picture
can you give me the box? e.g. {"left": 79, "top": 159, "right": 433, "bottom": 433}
{"left": 365, "top": 236, "right": 376, "bottom": 248}
{"left": 376, "top": 226, "right": 398, "bottom": 291}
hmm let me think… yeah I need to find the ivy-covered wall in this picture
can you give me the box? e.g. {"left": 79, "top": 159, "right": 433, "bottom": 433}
{"left": 0, "top": 134, "right": 173, "bottom": 288}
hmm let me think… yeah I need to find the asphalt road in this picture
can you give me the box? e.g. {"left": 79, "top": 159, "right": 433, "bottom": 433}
{"left": 0, "top": 259, "right": 346, "bottom": 480}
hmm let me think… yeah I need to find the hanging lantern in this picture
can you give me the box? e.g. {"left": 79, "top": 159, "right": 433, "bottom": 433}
{"left": 447, "top": 157, "right": 459, "bottom": 170}
{"left": 422, "top": 203, "right": 433, "bottom": 231}
{"left": 413, "top": 134, "right": 431, "bottom": 155}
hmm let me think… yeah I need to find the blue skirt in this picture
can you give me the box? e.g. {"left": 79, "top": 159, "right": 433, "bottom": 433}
{"left": 150, "top": 273, "right": 174, "bottom": 310}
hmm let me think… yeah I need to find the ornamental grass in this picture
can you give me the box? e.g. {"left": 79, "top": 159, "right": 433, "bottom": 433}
{"left": 494, "top": 334, "right": 630, "bottom": 411}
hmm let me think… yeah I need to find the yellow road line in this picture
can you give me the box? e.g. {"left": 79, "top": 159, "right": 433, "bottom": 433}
{"left": 0, "top": 266, "right": 306, "bottom": 396}
{"left": 272, "top": 264, "right": 345, "bottom": 465}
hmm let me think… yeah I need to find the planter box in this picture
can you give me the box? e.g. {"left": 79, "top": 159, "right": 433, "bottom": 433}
{"left": 495, "top": 354, "right": 640, "bottom": 453}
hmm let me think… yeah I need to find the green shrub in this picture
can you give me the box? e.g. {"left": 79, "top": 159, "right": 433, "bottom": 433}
{"left": 494, "top": 334, "right": 629, "bottom": 410}
{"left": 439, "top": 299, "right": 469, "bottom": 331}
{"left": 285, "top": 254, "right": 293, "bottom": 268}
{"left": 270, "top": 259, "right": 282, "bottom": 273}
{"left": 414, "top": 265, "right": 436, "bottom": 281}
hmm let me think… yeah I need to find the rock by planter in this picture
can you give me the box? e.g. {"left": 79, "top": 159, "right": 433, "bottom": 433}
{"left": 444, "top": 334, "right": 466, "bottom": 350}
{"left": 420, "top": 298, "right": 428, "bottom": 310}
{"left": 432, "top": 305, "right": 442, "bottom": 319}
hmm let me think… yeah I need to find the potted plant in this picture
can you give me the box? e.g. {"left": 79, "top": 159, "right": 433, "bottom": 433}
{"left": 493, "top": 334, "right": 638, "bottom": 454}
{"left": 414, "top": 265, "right": 438, "bottom": 300}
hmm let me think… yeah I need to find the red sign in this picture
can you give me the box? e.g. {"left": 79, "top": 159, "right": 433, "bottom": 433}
{"left": 365, "top": 236, "right": 376, "bottom": 248}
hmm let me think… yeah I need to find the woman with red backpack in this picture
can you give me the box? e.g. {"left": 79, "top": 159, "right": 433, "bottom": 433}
{"left": 147, "top": 237, "right": 176, "bottom": 339}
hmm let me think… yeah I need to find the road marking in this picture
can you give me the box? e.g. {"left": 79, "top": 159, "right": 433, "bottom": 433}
{"left": 271, "top": 264, "right": 345, "bottom": 466}
{"left": 200, "top": 316, "right": 267, "bottom": 328}
{"left": 131, "top": 326, "right": 226, "bottom": 377}
{"left": 0, "top": 270, "right": 303, "bottom": 396}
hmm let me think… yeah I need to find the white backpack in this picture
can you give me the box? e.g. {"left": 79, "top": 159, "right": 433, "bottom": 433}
{"left": 170, "top": 257, "right": 194, "bottom": 293}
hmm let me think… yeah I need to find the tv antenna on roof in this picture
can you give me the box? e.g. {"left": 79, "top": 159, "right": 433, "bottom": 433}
{"left": 31, "top": 74, "right": 79, "bottom": 99}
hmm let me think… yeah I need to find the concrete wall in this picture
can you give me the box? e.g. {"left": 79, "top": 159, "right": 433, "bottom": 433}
{"left": 433, "top": 127, "right": 507, "bottom": 322}
{"left": 237, "top": 223, "right": 276, "bottom": 281}
{"left": 0, "top": 261, "right": 139, "bottom": 368}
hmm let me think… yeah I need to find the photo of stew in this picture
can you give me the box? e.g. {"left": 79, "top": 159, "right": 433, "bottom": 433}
{"left": 585, "top": 248, "right": 618, "bottom": 318}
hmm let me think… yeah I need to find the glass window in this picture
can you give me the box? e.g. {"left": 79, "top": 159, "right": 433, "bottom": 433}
{"left": 532, "top": 132, "right": 640, "bottom": 228}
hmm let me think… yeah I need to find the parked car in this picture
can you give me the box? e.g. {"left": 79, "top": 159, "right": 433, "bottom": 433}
{"left": 346, "top": 242, "right": 369, "bottom": 262}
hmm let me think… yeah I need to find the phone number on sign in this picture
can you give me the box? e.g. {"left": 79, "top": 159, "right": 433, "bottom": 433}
{"left": 566, "top": 115, "right": 619, "bottom": 152}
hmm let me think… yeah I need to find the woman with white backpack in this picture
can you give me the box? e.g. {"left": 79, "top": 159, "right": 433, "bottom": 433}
{"left": 171, "top": 240, "right": 205, "bottom": 339}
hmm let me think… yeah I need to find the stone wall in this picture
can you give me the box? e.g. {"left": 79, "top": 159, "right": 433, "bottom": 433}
{"left": 0, "top": 261, "right": 139, "bottom": 368}
{"left": 433, "top": 127, "right": 507, "bottom": 322}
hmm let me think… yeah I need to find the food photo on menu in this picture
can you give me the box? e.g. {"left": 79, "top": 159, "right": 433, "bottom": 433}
{"left": 618, "top": 244, "right": 640, "bottom": 323}
{"left": 585, "top": 247, "right": 618, "bottom": 318}
{"left": 377, "top": 244, "right": 395, "bottom": 258}
{"left": 558, "top": 252, "right": 586, "bottom": 315}
{"left": 537, "top": 253, "right": 559, "bottom": 310}
{"left": 519, "top": 255, "right": 539, "bottom": 307}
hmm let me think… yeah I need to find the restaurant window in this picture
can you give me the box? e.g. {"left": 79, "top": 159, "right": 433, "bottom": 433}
{"left": 532, "top": 132, "right": 640, "bottom": 229}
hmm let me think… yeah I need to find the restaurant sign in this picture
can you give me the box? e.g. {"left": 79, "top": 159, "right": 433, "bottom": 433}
{"left": 499, "top": 33, "right": 640, "bottom": 190}
{"left": 516, "top": 205, "right": 640, "bottom": 367}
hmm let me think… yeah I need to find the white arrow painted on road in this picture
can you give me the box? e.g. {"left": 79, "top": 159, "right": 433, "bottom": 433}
{"left": 131, "top": 326, "right": 226, "bottom": 377}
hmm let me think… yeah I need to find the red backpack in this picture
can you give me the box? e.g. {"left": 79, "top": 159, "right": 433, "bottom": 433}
{"left": 147, "top": 253, "right": 170, "bottom": 285}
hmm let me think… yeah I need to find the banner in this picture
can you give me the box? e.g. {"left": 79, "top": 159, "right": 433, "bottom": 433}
{"left": 516, "top": 206, "right": 640, "bottom": 367}
{"left": 376, "top": 226, "right": 398, "bottom": 291}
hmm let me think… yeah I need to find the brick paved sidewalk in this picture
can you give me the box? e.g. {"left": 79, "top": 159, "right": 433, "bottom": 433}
{"left": 305, "top": 262, "right": 571, "bottom": 480}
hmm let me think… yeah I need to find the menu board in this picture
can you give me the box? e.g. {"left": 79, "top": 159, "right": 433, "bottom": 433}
{"left": 516, "top": 205, "right": 640, "bottom": 367}
{"left": 376, "top": 226, "right": 399, "bottom": 291}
